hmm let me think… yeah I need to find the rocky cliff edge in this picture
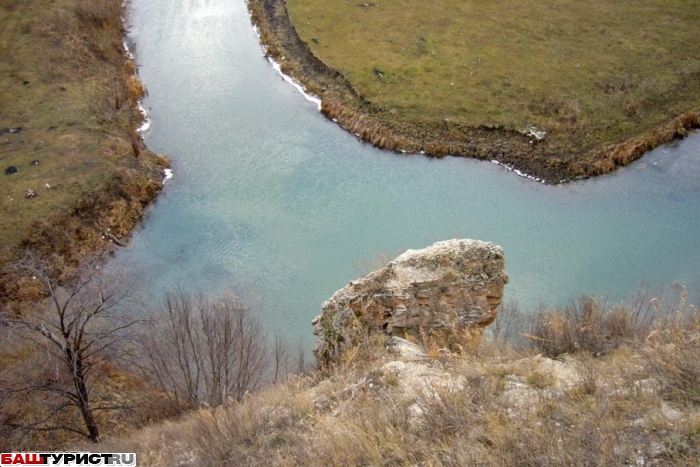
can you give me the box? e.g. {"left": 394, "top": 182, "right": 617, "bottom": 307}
{"left": 312, "top": 239, "right": 508, "bottom": 367}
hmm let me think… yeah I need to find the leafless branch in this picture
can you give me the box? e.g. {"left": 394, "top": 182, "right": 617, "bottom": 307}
{"left": 1, "top": 250, "right": 142, "bottom": 443}
{"left": 139, "top": 289, "right": 272, "bottom": 410}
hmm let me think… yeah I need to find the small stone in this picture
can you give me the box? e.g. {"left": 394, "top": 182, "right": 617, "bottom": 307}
{"left": 386, "top": 337, "right": 427, "bottom": 361}
{"left": 0, "top": 127, "right": 22, "bottom": 135}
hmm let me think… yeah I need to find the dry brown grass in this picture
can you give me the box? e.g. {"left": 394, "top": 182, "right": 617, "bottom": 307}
{"left": 645, "top": 312, "right": 700, "bottom": 404}
{"left": 0, "top": 334, "right": 178, "bottom": 451}
{"left": 528, "top": 297, "right": 637, "bottom": 357}
{"left": 491, "top": 287, "right": 691, "bottom": 358}
{"left": 88, "top": 290, "right": 699, "bottom": 466}
{"left": 125, "top": 75, "right": 146, "bottom": 106}
{"left": 5, "top": 250, "right": 694, "bottom": 464}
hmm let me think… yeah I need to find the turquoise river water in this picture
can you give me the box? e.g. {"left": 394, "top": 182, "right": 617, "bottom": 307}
{"left": 116, "top": 0, "right": 700, "bottom": 341}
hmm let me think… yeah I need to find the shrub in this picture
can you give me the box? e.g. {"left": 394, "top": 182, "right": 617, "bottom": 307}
{"left": 645, "top": 311, "right": 700, "bottom": 403}
{"left": 139, "top": 290, "right": 270, "bottom": 410}
{"left": 528, "top": 297, "right": 637, "bottom": 357}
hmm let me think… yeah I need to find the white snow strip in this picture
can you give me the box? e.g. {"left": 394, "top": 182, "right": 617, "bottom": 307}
{"left": 250, "top": 16, "right": 322, "bottom": 110}
{"left": 122, "top": 38, "right": 135, "bottom": 60}
{"left": 248, "top": 12, "right": 552, "bottom": 184}
{"left": 122, "top": 36, "right": 151, "bottom": 133}
{"left": 491, "top": 159, "right": 546, "bottom": 183}
{"left": 252, "top": 24, "right": 262, "bottom": 40}
{"left": 137, "top": 102, "right": 151, "bottom": 132}
{"left": 163, "top": 168, "right": 173, "bottom": 184}
{"left": 268, "top": 58, "right": 322, "bottom": 110}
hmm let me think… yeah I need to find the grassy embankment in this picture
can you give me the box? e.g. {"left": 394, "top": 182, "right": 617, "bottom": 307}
{"left": 0, "top": 0, "right": 167, "bottom": 295}
{"left": 251, "top": 0, "right": 700, "bottom": 182}
{"left": 85, "top": 293, "right": 700, "bottom": 466}
{"left": 0, "top": 0, "right": 173, "bottom": 448}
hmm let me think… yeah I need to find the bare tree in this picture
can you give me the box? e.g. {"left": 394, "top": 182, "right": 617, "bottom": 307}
{"left": 139, "top": 290, "right": 270, "bottom": 410}
{"left": 0, "top": 252, "right": 140, "bottom": 443}
{"left": 271, "top": 332, "right": 291, "bottom": 385}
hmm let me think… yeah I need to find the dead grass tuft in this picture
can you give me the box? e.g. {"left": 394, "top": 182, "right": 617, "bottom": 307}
{"left": 529, "top": 297, "right": 638, "bottom": 357}
{"left": 645, "top": 311, "right": 700, "bottom": 404}
{"left": 125, "top": 75, "right": 146, "bottom": 105}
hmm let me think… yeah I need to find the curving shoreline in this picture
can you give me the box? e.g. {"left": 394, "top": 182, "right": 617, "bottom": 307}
{"left": 248, "top": 0, "right": 700, "bottom": 184}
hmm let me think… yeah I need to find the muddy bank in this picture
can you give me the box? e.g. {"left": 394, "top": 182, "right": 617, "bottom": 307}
{"left": 248, "top": 0, "right": 700, "bottom": 184}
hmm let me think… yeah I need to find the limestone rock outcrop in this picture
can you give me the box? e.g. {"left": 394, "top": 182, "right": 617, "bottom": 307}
{"left": 312, "top": 239, "right": 508, "bottom": 366}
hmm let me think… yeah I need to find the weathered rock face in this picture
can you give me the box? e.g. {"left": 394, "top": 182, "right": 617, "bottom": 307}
{"left": 312, "top": 239, "right": 508, "bottom": 366}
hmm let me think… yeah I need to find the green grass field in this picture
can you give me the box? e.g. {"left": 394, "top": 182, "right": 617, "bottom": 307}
{"left": 287, "top": 0, "right": 700, "bottom": 154}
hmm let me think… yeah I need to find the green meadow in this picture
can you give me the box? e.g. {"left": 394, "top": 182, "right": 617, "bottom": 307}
{"left": 288, "top": 0, "right": 700, "bottom": 153}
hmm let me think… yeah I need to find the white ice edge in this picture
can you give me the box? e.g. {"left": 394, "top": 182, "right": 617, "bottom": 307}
{"left": 251, "top": 21, "right": 322, "bottom": 109}
{"left": 251, "top": 17, "right": 551, "bottom": 184}
{"left": 122, "top": 38, "right": 135, "bottom": 60}
{"left": 122, "top": 37, "right": 151, "bottom": 133}
{"left": 491, "top": 160, "right": 547, "bottom": 184}
{"left": 137, "top": 102, "right": 151, "bottom": 132}
{"left": 122, "top": 5, "right": 167, "bottom": 188}
{"left": 163, "top": 168, "right": 173, "bottom": 184}
{"left": 268, "top": 58, "right": 322, "bottom": 110}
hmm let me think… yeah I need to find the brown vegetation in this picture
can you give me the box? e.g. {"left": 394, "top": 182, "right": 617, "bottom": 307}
{"left": 138, "top": 291, "right": 273, "bottom": 411}
{"left": 0, "top": 252, "right": 177, "bottom": 449}
{"left": 86, "top": 289, "right": 699, "bottom": 466}
{"left": 0, "top": 0, "right": 168, "bottom": 302}
{"left": 584, "top": 111, "right": 700, "bottom": 176}
{"left": 0, "top": 0, "right": 173, "bottom": 448}
{"left": 1, "top": 261, "right": 297, "bottom": 450}
{"left": 3, "top": 0, "right": 699, "bottom": 461}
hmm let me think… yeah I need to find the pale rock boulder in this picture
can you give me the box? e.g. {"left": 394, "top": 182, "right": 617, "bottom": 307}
{"left": 312, "top": 239, "right": 508, "bottom": 366}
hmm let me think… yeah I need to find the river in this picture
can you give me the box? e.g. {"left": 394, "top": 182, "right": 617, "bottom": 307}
{"left": 116, "top": 0, "right": 700, "bottom": 341}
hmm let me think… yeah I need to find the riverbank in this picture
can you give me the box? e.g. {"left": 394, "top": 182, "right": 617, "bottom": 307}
{"left": 248, "top": 0, "right": 700, "bottom": 183}
{"left": 0, "top": 0, "right": 175, "bottom": 448}
{"left": 0, "top": 0, "right": 168, "bottom": 300}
